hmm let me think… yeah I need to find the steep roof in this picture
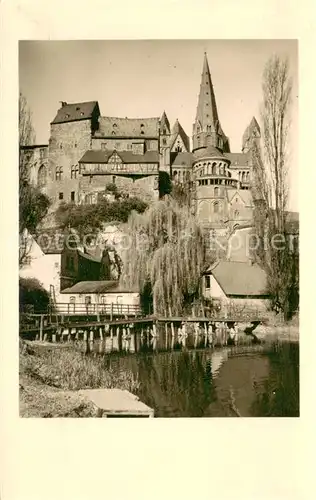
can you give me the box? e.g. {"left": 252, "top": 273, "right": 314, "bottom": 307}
{"left": 195, "top": 53, "right": 219, "bottom": 129}
{"left": 79, "top": 149, "right": 159, "bottom": 165}
{"left": 160, "top": 111, "right": 171, "bottom": 133}
{"left": 95, "top": 116, "right": 159, "bottom": 137}
{"left": 35, "top": 228, "right": 65, "bottom": 254}
{"left": 225, "top": 152, "right": 251, "bottom": 167}
{"left": 171, "top": 152, "right": 193, "bottom": 166}
{"left": 61, "top": 280, "right": 138, "bottom": 294}
{"left": 242, "top": 116, "right": 261, "bottom": 149}
{"left": 193, "top": 145, "right": 225, "bottom": 160}
{"left": 204, "top": 261, "right": 268, "bottom": 297}
{"left": 51, "top": 101, "right": 99, "bottom": 125}
{"left": 169, "top": 119, "right": 190, "bottom": 152}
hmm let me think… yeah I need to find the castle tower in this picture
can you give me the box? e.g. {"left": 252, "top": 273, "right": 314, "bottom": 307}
{"left": 159, "top": 110, "right": 171, "bottom": 174}
{"left": 192, "top": 53, "right": 230, "bottom": 154}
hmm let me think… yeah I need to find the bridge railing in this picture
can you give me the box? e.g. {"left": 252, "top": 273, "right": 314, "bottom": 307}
{"left": 50, "top": 302, "right": 141, "bottom": 317}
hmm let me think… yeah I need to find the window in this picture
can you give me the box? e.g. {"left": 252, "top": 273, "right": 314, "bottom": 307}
{"left": 234, "top": 210, "right": 239, "bottom": 218}
{"left": 212, "top": 162, "right": 216, "bottom": 174}
{"left": 205, "top": 275, "right": 211, "bottom": 289}
{"left": 71, "top": 165, "right": 79, "bottom": 179}
{"left": 70, "top": 296, "right": 76, "bottom": 303}
{"left": 175, "top": 145, "right": 182, "bottom": 152}
{"left": 56, "top": 166, "right": 63, "bottom": 181}
{"left": 112, "top": 131, "right": 116, "bottom": 135}
{"left": 163, "top": 128, "right": 166, "bottom": 135}
{"left": 74, "top": 142, "right": 77, "bottom": 148}
{"left": 60, "top": 144, "right": 63, "bottom": 149}
{"left": 214, "top": 187, "right": 219, "bottom": 197}
{"left": 100, "top": 295, "right": 106, "bottom": 304}
{"left": 214, "top": 201, "right": 219, "bottom": 213}
{"left": 112, "top": 175, "right": 116, "bottom": 184}
{"left": 70, "top": 191, "right": 75, "bottom": 202}
{"left": 37, "top": 165, "right": 47, "bottom": 186}
{"left": 59, "top": 192, "right": 64, "bottom": 200}
{"left": 115, "top": 142, "right": 120, "bottom": 149}
{"left": 101, "top": 143, "right": 107, "bottom": 150}
{"left": 85, "top": 296, "right": 92, "bottom": 305}
{"left": 163, "top": 138, "right": 167, "bottom": 145}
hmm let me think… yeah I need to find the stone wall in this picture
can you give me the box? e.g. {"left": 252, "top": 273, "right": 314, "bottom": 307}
{"left": 47, "top": 120, "right": 93, "bottom": 205}
{"left": 79, "top": 173, "right": 159, "bottom": 204}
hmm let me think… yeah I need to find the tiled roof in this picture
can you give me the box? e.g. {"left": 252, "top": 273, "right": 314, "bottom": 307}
{"left": 160, "top": 111, "right": 170, "bottom": 133}
{"left": 204, "top": 261, "right": 268, "bottom": 297}
{"left": 95, "top": 116, "right": 159, "bottom": 137}
{"left": 61, "top": 281, "right": 138, "bottom": 294}
{"left": 79, "top": 149, "right": 159, "bottom": 164}
{"left": 169, "top": 119, "right": 190, "bottom": 152}
{"left": 193, "top": 146, "right": 225, "bottom": 160}
{"left": 171, "top": 152, "right": 193, "bottom": 166}
{"left": 225, "top": 152, "right": 251, "bottom": 167}
{"left": 51, "top": 101, "right": 99, "bottom": 125}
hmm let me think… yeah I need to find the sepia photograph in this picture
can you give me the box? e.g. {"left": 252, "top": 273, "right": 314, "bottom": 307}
{"left": 19, "top": 39, "right": 299, "bottom": 418}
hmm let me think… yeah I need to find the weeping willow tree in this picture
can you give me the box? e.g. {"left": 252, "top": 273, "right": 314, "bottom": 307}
{"left": 120, "top": 197, "right": 207, "bottom": 316}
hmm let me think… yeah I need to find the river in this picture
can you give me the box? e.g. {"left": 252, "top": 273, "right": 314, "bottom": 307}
{"left": 98, "top": 330, "right": 299, "bottom": 417}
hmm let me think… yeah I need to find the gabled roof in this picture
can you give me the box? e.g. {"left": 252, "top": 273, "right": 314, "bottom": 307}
{"left": 169, "top": 119, "right": 190, "bottom": 152}
{"left": 79, "top": 149, "right": 159, "bottom": 164}
{"left": 51, "top": 101, "right": 99, "bottom": 125}
{"left": 61, "top": 280, "right": 138, "bottom": 294}
{"left": 226, "top": 189, "right": 253, "bottom": 207}
{"left": 204, "top": 261, "right": 268, "bottom": 297}
{"left": 95, "top": 116, "right": 159, "bottom": 137}
{"left": 171, "top": 152, "right": 193, "bottom": 166}
{"left": 35, "top": 228, "right": 66, "bottom": 254}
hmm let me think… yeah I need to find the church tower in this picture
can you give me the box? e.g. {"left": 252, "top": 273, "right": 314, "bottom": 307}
{"left": 192, "top": 53, "right": 230, "bottom": 154}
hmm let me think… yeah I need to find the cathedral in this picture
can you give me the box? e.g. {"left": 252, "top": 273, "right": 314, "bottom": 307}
{"left": 22, "top": 53, "right": 261, "bottom": 232}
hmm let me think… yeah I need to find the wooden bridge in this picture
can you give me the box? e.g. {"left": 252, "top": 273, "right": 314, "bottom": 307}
{"left": 20, "top": 306, "right": 266, "bottom": 344}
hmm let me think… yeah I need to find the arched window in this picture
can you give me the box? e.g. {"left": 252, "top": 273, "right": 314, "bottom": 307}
{"left": 37, "top": 165, "right": 47, "bottom": 186}
{"left": 234, "top": 210, "right": 239, "bottom": 218}
{"left": 175, "top": 145, "right": 182, "bottom": 152}
{"left": 214, "top": 202, "right": 219, "bottom": 213}
{"left": 212, "top": 162, "right": 216, "bottom": 175}
{"left": 71, "top": 164, "right": 79, "bottom": 179}
{"left": 55, "top": 166, "right": 63, "bottom": 181}
{"left": 214, "top": 186, "right": 219, "bottom": 197}
{"left": 242, "top": 172, "right": 246, "bottom": 182}
{"left": 173, "top": 170, "right": 178, "bottom": 178}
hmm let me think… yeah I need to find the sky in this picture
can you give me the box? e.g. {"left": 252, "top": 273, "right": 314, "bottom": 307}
{"left": 19, "top": 39, "right": 298, "bottom": 211}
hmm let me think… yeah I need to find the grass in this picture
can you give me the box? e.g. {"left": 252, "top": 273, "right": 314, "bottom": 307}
{"left": 19, "top": 340, "right": 140, "bottom": 417}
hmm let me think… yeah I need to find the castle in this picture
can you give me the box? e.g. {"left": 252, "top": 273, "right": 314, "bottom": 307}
{"left": 21, "top": 53, "right": 261, "bottom": 233}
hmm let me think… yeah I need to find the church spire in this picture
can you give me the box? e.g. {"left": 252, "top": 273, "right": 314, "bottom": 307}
{"left": 192, "top": 53, "right": 230, "bottom": 153}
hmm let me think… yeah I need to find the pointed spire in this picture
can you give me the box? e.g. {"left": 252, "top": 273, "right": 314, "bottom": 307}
{"left": 192, "top": 53, "right": 229, "bottom": 153}
{"left": 195, "top": 52, "right": 219, "bottom": 129}
{"left": 160, "top": 110, "right": 170, "bottom": 134}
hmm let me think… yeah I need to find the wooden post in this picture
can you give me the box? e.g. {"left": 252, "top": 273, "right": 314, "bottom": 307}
{"left": 39, "top": 314, "right": 44, "bottom": 342}
{"left": 171, "top": 322, "right": 175, "bottom": 337}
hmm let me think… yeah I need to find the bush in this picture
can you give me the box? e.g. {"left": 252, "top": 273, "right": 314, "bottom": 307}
{"left": 19, "top": 278, "right": 50, "bottom": 313}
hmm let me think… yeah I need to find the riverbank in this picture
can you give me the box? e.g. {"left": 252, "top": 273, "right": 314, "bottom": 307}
{"left": 19, "top": 340, "right": 139, "bottom": 417}
{"left": 251, "top": 313, "right": 299, "bottom": 343}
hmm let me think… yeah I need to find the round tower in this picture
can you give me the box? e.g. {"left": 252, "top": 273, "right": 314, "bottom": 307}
{"left": 192, "top": 146, "right": 238, "bottom": 225}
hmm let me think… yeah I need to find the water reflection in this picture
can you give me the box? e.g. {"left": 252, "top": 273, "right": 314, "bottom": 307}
{"left": 102, "top": 340, "right": 299, "bottom": 418}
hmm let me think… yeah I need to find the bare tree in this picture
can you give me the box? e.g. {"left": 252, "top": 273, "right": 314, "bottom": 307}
{"left": 261, "top": 56, "right": 292, "bottom": 232}
{"left": 251, "top": 55, "right": 298, "bottom": 320}
{"left": 19, "top": 93, "right": 50, "bottom": 267}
